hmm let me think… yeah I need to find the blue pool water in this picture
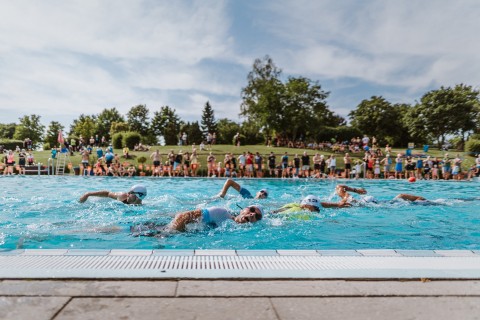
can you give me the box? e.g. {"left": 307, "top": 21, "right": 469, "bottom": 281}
{"left": 1, "top": 176, "right": 479, "bottom": 250}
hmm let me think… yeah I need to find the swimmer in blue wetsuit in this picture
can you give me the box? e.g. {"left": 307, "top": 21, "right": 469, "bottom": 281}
{"left": 131, "top": 205, "right": 264, "bottom": 236}
{"left": 217, "top": 178, "right": 268, "bottom": 199}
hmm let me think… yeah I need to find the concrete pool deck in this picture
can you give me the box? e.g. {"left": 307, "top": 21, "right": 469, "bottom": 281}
{"left": 2, "top": 249, "right": 480, "bottom": 319}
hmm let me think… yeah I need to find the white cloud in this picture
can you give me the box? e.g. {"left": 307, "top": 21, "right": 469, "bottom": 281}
{"left": 1, "top": 0, "right": 479, "bottom": 129}
{"left": 0, "top": 0, "right": 240, "bottom": 126}
{"left": 263, "top": 0, "right": 480, "bottom": 91}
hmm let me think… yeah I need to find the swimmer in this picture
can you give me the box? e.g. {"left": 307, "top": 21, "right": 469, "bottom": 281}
{"left": 334, "top": 184, "right": 427, "bottom": 205}
{"left": 79, "top": 184, "right": 147, "bottom": 205}
{"left": 131, "top": 205, "right": 264, "bottom": 236}
{"left": 217, "top": 178, "right": 268, "bottom": 199}
{"left": 273, "top": 195, "right": 322, "bottom": 214}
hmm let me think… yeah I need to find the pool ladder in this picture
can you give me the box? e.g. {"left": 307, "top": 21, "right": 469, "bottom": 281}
{"left": 55, "top": 152, "right": 69, "bottom": 175}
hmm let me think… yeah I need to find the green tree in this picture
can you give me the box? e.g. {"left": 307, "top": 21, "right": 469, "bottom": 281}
{"left": 69, "top": 114, "right": 96, "bottom": 142}
{"left": 216, "top": 118, "right": 241, "bottom": 144}
{"left": 281, "top": 76, "right": 338, "bottom": 141}
{"left": 240, "top": 121, "right": 264, "bottom": 145}
{"left": 240, "top": 55, "right": 284, "bottom": 137}
{"left": 45, "top": 121, "right": 65, "bottom": 148}
{"left": 349, "top": 96, "right": 409, "bottom": 146}
{"left": 13, "top": 114, "right": 45, "bottom": 146}
{"left": 151, "top": 106, "right": 182, "bottom": 145}
{"left": 95, "top": 108, "right": 125, "bottom": 141}
{"left": 200, "top": 101, "right": 217, "bottom": 136}
{"left": 404, "top": 85, "right": 480, "bottom": 148}
{"left": 110, "top": 121, "right": 130, "bottom": 136}
{"left": 0, "top": 123, "right": 17, "bottom": 139}
{"left": 127, "top": 104, "right": 150, "bottom": 137}
{"left": 181, "top": 121, "right": 203, "bottom": 145}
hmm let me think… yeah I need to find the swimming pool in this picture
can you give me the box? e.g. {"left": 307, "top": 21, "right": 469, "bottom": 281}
{"left": 1, "top": 176, "right": 479, "bottom": 250}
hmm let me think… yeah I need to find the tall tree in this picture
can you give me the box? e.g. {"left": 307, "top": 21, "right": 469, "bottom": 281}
{"left": 127, "top": 104, "right": 150, "bottom": 137}
{"left": 181, "top": 121, "right": 203, "bottom": 145}
{"left": 95, "top": 108, "right": 125, "bottom": 141}
{"left": 281, "top": 76, "right": 336, "bottom": 141}
{"left": 404, "top": 85, "right": 480, "bottom": 148}
{"left": 70, "top": 115, "right": 96, "bottom": 142}
{"left": 151, "top": 106, "right": 182, "bottom": 145}
{"left": 216, "top": 118, "right": 241, "bottom": 144}
{"left": 13, "top": 114, "right": 45, "bottom": 145}
{"left": 0, "top": 123, "right": 17, "bottom": 139}
{"left": 349, "top": 96, "right": 409, "bottom": 146}
{"left": 200, "top": 101, "right": 217, "bottom": 135}
{"left": 240, "top": 55, "right": 284, "bottom": 136}
{"left": 45, "top": 121, "right": 65, "bottom": 148}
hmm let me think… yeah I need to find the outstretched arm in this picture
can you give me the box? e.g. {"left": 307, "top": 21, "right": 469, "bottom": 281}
{"left": 395, "top": 194, "right": 426, "bottom": 201}
{"left": 320, "top": 200, "right": 352, "bottom": 208}
{"left": 168, "top": 209, "right": 202, "bottom": 232}
{"left": 336, "top": 185, "right": 367, "bottom": 196}
{"left": 79, "top": 190, "right": 119, "bottom": 203}
{"left": 218, "top": 179, "right": 242, "bottom": 198}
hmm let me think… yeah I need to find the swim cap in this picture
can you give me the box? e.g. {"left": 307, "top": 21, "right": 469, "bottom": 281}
{"left": 251, "top": 204, "right": 264, "bottom": 219}
{"left": 360, "top": 195, "right": 378, "bottom": 204}
{"left": 301, "top": 195, "right": 321, "bottom": 208}
{"left": 259, "top": 189, "right": 268, "bottom": 197}
{"left": 408, "top": 177, "right": 416, "bottom": 183}
{"left": 129, "top": 184, "right": 147, "bottom": 199}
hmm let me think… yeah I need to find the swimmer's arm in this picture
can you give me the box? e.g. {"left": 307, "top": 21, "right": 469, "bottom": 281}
{"left": 338, "top": 185, "right": 367, "bottom": 194}
{"left": 218, "top": 179, "right": 241, "bottom": 198}
{"left": 168, "top": 209, "right": 202, "bottom": 232}
{"left": 271, "top": 206, "right": 288, "bottom": 214}
{"left": 79, "top": 190, "right": 119, "bottom": 202}
{"left": 320, "top": 201, "right": 351, "bottom": 208}
{"left": 395, "top": 194, "right": 426, "bottom": 202}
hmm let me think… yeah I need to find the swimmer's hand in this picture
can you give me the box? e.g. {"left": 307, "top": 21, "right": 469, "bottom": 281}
{"left": 356, "top": 188, "right": 367, "bottom": 195}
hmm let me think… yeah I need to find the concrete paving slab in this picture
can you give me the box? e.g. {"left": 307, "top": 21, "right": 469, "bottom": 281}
{"left": 177, "top": 280, "right": 480, "bottom": 297}
{"left": 271, "top": 297, "right": 480, "bottom": 320}
{"left": 153, "top": 250, "right": 194, "bottom": 256}
{"left": 65, "top": 249, "right": 111, "bottom": 256}
{"left": 396, "top": 250, "right": 442, "bottom": 257}
{"left": 194, "top": 250, "right": 237, "bottom": 256}
{"left": 358, "top": 249, "right": 402, "bottom": 256}
{"left": 110, "top": 249, "right": 152, "bottom": 256}
{"left": 0, "top": 296, "right": 70, "bottom": 320}
{"left": 0, "top": 280, "right": 177, "bottom": 297}
{"left": 24, "top": 249, "right": 68, "bottom": 255}
{"left": 435, "top": 250, "right": 476, "bottom": 257}
{"left": 277, "top": 250, "right": 320, "bottom": 256}
{"left": 317, "top": 250, "right": 362, "bottom": 256}
{"left": 236, "top": 250, "right": 278, "bottom": 256}
{"left": 56, "top": 297, "right": 277, "bottom": 320}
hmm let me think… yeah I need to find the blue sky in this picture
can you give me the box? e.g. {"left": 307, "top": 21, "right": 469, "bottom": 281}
{"left": 1, "top": 0, "right": 479, "bottom": 129}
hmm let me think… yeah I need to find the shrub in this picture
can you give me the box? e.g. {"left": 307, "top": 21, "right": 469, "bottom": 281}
{"left": 43, "top": 143, "right": 51, "bottom": 151}
{"left": 123, "top": 132, "right": 142, "bottom": 149}
{"left": 465, "top": 139, "right": 480, "bottom": 156}
{"left": 0, "top": 139, "right": 24, "bottom": 151}
{"left": 111, "top": 133, "right": 124, "bottom": 149}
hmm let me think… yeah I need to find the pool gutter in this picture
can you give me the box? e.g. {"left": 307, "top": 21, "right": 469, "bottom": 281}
{"left": 1, "top": 249, "right": 480, "bottom": 280}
